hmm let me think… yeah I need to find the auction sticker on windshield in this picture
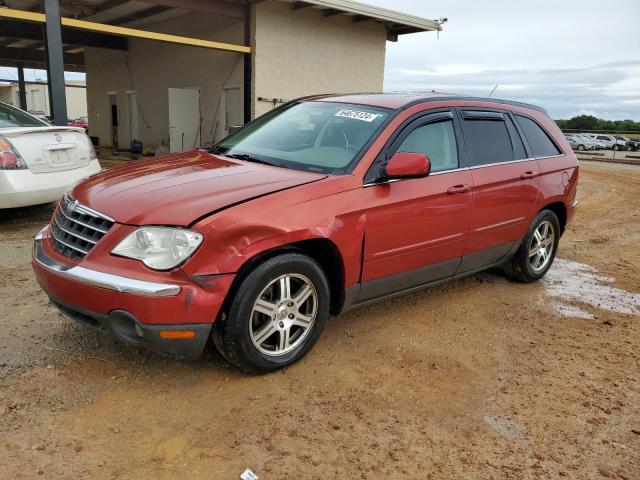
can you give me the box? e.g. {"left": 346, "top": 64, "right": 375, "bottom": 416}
{"left": 335, "top": 109, "right": 381, "bottom": 122}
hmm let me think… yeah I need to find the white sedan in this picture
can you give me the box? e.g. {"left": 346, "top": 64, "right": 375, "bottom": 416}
{"left": 0, "top": 102, "right": 101, "bottom": 209}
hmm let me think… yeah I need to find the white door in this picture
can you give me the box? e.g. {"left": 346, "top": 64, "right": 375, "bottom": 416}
{"left": 224, "top": 87, "right": 242, "bottom": 137}
{"left": 126, "top": 91, "right": 139, "bottom": 144}
{"left": 169, "top": 87, "right": 201, "bottom": 153}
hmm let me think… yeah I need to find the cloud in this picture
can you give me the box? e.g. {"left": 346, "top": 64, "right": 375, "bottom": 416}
{"left": 364, "top": 0, "right": 640, "bottom": 120}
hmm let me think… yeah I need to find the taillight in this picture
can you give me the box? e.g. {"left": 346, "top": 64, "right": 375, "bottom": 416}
{"left": 0, "top": 138, "right": 27, "bottom": 170}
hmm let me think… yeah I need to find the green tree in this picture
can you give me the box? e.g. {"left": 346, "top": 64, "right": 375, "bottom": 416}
{"left": 566, "top": 115, "right": 599, "bottom": 130}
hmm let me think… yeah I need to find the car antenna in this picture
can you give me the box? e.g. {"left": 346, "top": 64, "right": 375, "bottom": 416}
{"left": 488, "top": 85, "right": 499, "bottom": 97}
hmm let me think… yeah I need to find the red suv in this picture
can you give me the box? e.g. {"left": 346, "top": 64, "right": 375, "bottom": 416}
{"left": 32, "top": 93, "right": 578, "bottom": 373}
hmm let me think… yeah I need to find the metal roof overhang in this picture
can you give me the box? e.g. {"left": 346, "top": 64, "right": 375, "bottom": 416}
{"left": 280, "top": 0, "right": 441, "bottom": 40}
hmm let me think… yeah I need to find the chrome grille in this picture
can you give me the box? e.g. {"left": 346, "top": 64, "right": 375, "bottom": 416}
{"left": 50, "top": 195, "right": 114, "bottom": 260}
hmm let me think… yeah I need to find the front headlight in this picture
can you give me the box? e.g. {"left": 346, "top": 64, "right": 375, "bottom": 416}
{"left": 111, "top": 227, "right": 203, "bottom": 270}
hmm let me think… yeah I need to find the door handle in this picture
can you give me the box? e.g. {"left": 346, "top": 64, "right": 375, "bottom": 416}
{"left": 521, "top": 171, "right": 539, "bottom": 179}
{"left": 447, "top": 184, "right": 472, "bottom": 194}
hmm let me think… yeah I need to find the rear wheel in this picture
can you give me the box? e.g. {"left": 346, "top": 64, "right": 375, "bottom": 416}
{"left": 213, "top": 253, "right": 330, "bottom": 373}
{"left": 504, "top": 210, "right": 560, "bottom": 283}
{"left": 577, "top": 144, "right": 585, "bottom": 151}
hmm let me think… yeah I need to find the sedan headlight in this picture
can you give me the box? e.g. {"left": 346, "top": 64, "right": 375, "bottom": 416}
{"left": 112, "top": 227, "right": 203, "bottom": 270}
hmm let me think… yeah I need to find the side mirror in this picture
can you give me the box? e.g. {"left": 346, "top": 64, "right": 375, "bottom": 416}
{"left": 385, "top": 152, "right": 430, "bottom": 179}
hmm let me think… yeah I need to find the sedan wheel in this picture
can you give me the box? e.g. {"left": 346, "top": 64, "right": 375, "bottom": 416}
{"left": 504, "top": 210, "right": 560, "bottom": 283}
{"left": 528, "top": 220, "right": 555, "bottom": 273}
{"left": 249, "top": 274, "right": 318, "bottom": 356}
{"left": 213, "top": 253, "right": 330, "bottom": 373}
{"left": 577, "top": 144, "right": 585, "bottom": 151}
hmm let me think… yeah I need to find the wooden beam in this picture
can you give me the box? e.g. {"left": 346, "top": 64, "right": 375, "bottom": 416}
{"left": 291, "top": 2, "right": 311, "bottom": 10}
{"left": 139, "top": 0, "right": 246, "bottom": 19}
{"left": 0, "top": 45, "right": 84, "bottom": 66}
{"left": 90, "top": 0, "right": 131, "bottom": 15}
{"left": 0, "top": 8, "right": 250, "bottom": 53}
{"left": 323, "top": 9, "right": 342, "bottom": 17}
{"left": 0, "top": 18, "right": 128, "bottom": 50}
{"left": 110, "top": 5, "right": 172, "bottom": 25}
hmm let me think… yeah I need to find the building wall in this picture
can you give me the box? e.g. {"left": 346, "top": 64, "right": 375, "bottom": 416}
{"left": 85, "top": 12, "right": 245, "bottom": 149}
{"left": 252, "top": 1, "right": 387, "bottom": 117}
{"left": 0, "top": 82, "right": 87, "bottom": 119}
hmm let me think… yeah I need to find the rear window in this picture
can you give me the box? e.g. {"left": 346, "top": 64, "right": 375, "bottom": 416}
{"left": 515, "top": 115, "right": 561, "bottom": 157}
{"left": 0, "top": 103, "right": 46, "bottom": 128}
{"left": 462, "top": 118, "right": 515, "bottom": 167}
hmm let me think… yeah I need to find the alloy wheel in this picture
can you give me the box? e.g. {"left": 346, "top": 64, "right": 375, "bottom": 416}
{"left": 249, "top": 274, "right": 318, "bottom": 356}
{"left": 528, "top": 220, "right": 555, "bottom": 273}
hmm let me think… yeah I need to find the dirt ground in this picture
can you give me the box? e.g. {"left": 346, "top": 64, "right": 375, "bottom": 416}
{"left": 1, "top": 160, "right": 638, "bottom": 480}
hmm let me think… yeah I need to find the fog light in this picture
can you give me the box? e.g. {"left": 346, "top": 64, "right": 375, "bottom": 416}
{"left": 134, "top": 323, "right": 144, "bottom": 338}
{"left": 159, "top": 330, "right": 196, "bottom": 339}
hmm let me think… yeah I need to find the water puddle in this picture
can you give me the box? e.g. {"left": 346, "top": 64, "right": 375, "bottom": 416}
{"left": 543, "top": 258, "right": 640, "bottom": 318}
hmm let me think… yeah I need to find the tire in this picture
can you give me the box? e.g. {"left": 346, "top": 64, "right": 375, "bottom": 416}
{"left": 213, "top": 253, "right": 330, "bottom": 374}
{"left": 577, "top": 144, "right": 585, "bottom": 151}
{"left": 504, "top": 210, "right": 560, "bottom": 283}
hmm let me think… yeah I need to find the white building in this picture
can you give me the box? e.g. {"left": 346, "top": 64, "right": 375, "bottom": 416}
{"left": 0, "top": 80, "right": 87, "bottom": 120}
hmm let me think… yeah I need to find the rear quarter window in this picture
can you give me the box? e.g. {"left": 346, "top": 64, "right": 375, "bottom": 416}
{"left": 515, "top": 115, "right": 562, "bottom": 157}
{"left": 462, "top": 118, "right": 515, "bottom": 167}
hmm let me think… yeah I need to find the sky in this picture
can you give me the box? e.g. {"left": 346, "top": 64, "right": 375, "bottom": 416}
{"left": 1, "top": 0, "right": 638, "bottom": 120}
{"left": 366, "top": 0, "right": 640, "bottom": 120}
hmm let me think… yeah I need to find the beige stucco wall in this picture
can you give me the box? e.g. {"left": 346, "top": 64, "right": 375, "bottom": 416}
{"left": 85, "top": 1, "right": 389, "bottom": 149}
{"left": 85, "top": 12, "right": 244, "bottom": 149}
{"left": 252, "top": 1, "right": 387, "bottom": 117}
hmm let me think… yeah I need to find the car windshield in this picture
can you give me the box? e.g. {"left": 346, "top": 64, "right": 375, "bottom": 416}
{"left": 0, "top": 103, "right": 47, "bottom": 128}
{"left": 212, "top": 101, "right": 391, "bottom": 174}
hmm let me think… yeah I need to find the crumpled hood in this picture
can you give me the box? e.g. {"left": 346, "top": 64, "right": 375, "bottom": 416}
{"left": 72, "top": 150, "right": 327, "bottom": 226}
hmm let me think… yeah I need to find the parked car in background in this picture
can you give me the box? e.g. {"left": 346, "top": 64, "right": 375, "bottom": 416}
{"left": 68, "top": 116, "right": 89, "bottom": 132}
{"left": 612, "top": 136, "right": 631, "bottom": 151}
{"left": 626, "top": 137, "right": 640, "bottom": 151}
{"left": 578, "top": 134, "right": 606, "bottom": 150}
{"left": 565, "top": 134, "right": 593, "bottom": 151}
{"left": 585, "top": 134, "right": 617, "bottom": 149}
{"left": 28, "top": 110, "right": 52, "bottom": 124}
{"left": 0, "top": 102, "right": 101, "bottom": 209}
{"left": 32, "top": 93, "right": 579, "bottom": 373}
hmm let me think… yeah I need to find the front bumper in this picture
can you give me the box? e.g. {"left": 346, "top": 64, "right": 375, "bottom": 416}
{"left": 32, "top": 227, "right": 235, "bottom": 359}
{"left": 51, "top": 297, "right": 212, "bottom": 359}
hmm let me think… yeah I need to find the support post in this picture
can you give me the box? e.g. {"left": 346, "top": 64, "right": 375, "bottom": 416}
{"left": 243, "top": 0, "right": 252, "bottom": 124}
{"left": 16, "top": 62, "right": 27, "bottom": 111}
{"left": 42, "top": 0, "right": 67, "bottom": 125}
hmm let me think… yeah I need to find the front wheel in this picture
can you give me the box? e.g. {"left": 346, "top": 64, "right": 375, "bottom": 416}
{"left": 213, "top": 253, "right": 330, "bottom": 373}
{"left": 577, "top": 144, "right": 585, "bottom": 151}
{"left": 504, "top": 210, "right": 560, "bottom": 283}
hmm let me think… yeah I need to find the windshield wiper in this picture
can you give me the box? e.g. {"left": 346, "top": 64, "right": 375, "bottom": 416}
{"left": 224, "top": 152, "right": 281, "bottom": 167}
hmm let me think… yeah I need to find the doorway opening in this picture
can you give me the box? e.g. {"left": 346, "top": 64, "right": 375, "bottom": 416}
{"left": 223, "top": 86, "right": 242, "bottom": 138}
{"left": 125, "top": 90, "right": 139, "bottom": 147}
{"left": 107, "top": 92, "right": 118, "bottom": 149}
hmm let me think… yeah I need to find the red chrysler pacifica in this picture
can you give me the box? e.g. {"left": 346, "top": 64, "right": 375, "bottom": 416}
{"left": 32, "top": 93, "right": 578, "bottom": 373}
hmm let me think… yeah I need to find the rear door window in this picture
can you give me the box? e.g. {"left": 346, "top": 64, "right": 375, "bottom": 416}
{"left": 0, "top": 103, "right": 46, "bottom": 128}
{"left": 515, "top": 115, "right": 562, "bottom": 157}
{"left": 461, "top": 113, "right": 515, "bottom": 167}
{"left": 395, "top": 120, "right": 459, "bottom": 173}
